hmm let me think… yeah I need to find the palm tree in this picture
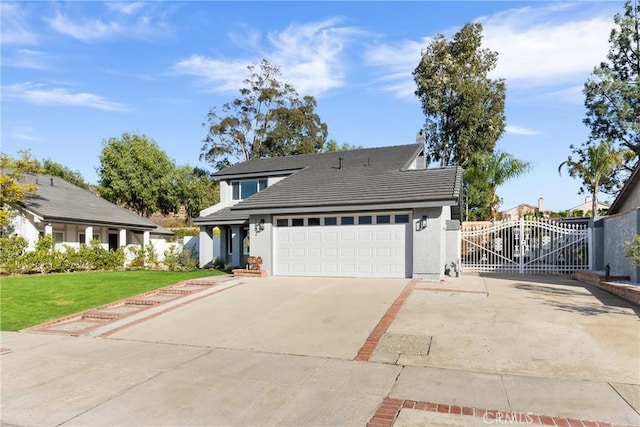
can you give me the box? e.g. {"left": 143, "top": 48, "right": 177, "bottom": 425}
{"left": 558, "top": 141, "right": 626, "bottom": 218}
{"left": 465, "top": 151, "right": 531, "bottom": 221}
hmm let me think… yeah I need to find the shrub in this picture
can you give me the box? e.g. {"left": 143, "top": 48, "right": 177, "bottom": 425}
{"left": 164, "top": 245, "right": 180, "bottom": 271}
{"left": 212, "top": 257, "right": 225, "bottom": 271}
{"left": 164, "top": 245, "right": 198, "bottom": 271}
{"left": 128, "top": 244, "right": 158, "bottom": 269}
{"left": 625, "top": 235, "right": 640, "bottom": 267}
{"left": 0, "top": 235, "right": 29, "bottom": 274}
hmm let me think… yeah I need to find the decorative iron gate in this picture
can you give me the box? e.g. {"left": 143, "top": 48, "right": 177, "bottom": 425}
{"left": 461, "top": 218, "right": 591, "bottom": 274}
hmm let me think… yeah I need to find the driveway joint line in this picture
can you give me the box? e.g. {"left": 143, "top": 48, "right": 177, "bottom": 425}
{"left": 608, "top": 382, "right": 640, "bottom": 416}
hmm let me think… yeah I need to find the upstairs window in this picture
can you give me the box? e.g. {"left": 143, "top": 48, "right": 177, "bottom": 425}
{"left": 232, "top": 179, "right": 268, "bottom": 200}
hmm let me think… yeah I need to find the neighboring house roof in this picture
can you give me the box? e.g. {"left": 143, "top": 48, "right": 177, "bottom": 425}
{"left": 608, "top": 161, "right": 640, "bottom": 215}
{"left": 17, "top": 173, "right": 172, "bottom": 234}
{"left": 201, "top": 144, "right": 462, "bottom": 219}
{"left": 567, "top": 199, "right": 610, "bottom": 213}
{"left": 502, "top": 203, "right": 538, "bottom": 212}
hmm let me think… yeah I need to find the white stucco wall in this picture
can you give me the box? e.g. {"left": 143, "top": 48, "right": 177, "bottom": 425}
{"left": 249, "top": 215, "right": 273, "bottom": 273}
{"left": 603, "top": 210, "right": 640, "bottom": 282}
{"left": 412, "top": 207, "right": 446, "bottom": 281}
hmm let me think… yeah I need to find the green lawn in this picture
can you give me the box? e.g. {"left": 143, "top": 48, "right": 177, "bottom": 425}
{"left": 0, "top": 270, "right": 227, "bottom": 331}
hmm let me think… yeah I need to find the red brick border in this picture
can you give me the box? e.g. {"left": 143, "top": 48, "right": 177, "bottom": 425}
{"left": 367, "top": 397, "right": 635, "bottom": 427}
{"left": 23, "top": 277, "right": 237, "bottom": 336}
{"left": 99, "top": 283, "right": 243, "bottom": 337}
{"left": 354, "top": 279, "right": 418, "bottom": 361}
{"left": 413, "top": 287, "right": 488, "bottom": 295}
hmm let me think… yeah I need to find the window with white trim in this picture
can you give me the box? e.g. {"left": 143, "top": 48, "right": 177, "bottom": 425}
{"left": 231, "top": 179, "right": 268, "bottom": 200}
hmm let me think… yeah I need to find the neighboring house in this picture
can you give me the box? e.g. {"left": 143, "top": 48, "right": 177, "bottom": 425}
{"left": 501, "top": 198, "right": 545, "bottom": 220}
{"left": 195, "top": 144, "right": 463, "bottom": 280}
{"left": 599, "top": 162, "right": 640, "bottom": 282}
{"left": 567, "top": 196, "right": 610, "bottom": 217}
{"left": 5, "top": 173, "right": 173, "bottom": 258}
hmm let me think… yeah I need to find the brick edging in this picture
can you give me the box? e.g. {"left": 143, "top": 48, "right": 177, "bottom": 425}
{"left": 23, "top": 276, "right": 234, "bottom": 333}
{"left": 367, "top": 397, "right": 635, "bottom": 427}
{"left": 99, "top": 283, "right": 243, "bottom": 337}
{"left": 354, "top": 279, "right": 418, "bottom": 361}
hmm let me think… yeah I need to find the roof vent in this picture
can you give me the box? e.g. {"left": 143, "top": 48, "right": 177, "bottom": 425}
{"left": 50, "top": 178, "right": 54, "bottom": 186}
{"left": 338, "top": 157, "right": 343, "bottom": 170}
{"left": 35, "top": 178, "right": 39, "bottom": 185}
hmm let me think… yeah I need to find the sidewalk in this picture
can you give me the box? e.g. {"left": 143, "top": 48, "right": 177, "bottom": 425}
{"left": 2, "top": 275, "right": 638, "bottom": 426}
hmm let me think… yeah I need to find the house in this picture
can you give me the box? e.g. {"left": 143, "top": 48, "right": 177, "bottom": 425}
{"left": 567, "top": 196, "right": 610, "bottom": 217}
{"left": 5, "top": 173, "right": 173, "bottom": 257}
{"left": 501, "top": 198, "right": 545, "bottom": 220}
{"left": 600, "top": 161, "right": 640, "bottom": 282}
{"left": 195, "top": 144, "right": 463, "bottom": 280}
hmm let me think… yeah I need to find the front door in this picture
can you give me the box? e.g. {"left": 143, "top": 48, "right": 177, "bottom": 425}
{"left": 108, "top": 233, "right": 118, "bottom": 250}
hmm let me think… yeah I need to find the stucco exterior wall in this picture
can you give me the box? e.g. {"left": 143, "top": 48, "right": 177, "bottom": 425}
{"left": 445, "top": 219, "right": 461, "bottom": 275}
{"left": 592, "top": 219, "right": 605, "bottom": 271}
{"left": 618, "top": 188, "right": 640, "bottom": 213}
{"left": 603, "top": 210, "right": 640, "bottom": 282}
{"left": 199, "top": 226, "right": 214, "bottom": 268}
{"left": 412, "top": 207, "right": 446, "bottom": 281}
{"left": 249, "top": 214, "right": 273, "bottom": 274}
{"left": 8, "top": 210, "right": 39, "bottom": 250}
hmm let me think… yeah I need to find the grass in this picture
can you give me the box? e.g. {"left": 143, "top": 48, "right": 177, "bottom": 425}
{"left": 0, "top": 269, "right": 227, "bottom": 331}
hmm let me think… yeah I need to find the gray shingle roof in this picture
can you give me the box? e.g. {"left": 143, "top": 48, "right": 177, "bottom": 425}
{"left": 215, "top": 144, "right": 462, "bottom": 213}
{"left": 18, "top": 173, "right": 170, "bottom": 233}
{"left": 212, "top": 144, "right": 423, "bottom": 178}
{"left": 233, "top": 165, "right": 462, "bottom": 211}
{"left": 193, "top": 206, "right": 249, "bottom": 224}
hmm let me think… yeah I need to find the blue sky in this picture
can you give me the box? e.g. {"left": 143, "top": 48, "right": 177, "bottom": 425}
{"left": 1, "top": 1, "right": 625, "bottom": 212}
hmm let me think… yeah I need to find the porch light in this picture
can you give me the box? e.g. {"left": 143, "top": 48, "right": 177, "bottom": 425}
{"left": 256, "top": 218, "right": 265, "bottom": 233}
{"left": 416, "top": 216, "right": 427, "bottom": 231}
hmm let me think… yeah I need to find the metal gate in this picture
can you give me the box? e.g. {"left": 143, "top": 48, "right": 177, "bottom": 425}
{"left": 461, "top": 218, "right": 591, "bottom": 274}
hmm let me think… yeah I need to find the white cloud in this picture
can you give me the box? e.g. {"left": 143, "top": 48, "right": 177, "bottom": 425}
{"left": 106, "top": 2, "right": 145, "bottom": 15}
{"left": 173, "top": 57, "right": 251, "bottom": 92}
{"left": 364, "top": 38, "right": 427, "bottom": 98}
{"left": 3, "top": 83, "right": 129, "bottom": 112}
{"left": 3, "top": 49, "right": 50, "bottom": 70}
{"left": 481, "top": 5, "right": 612, "bottom": 85}
{"left": 174, "top": 18, "right": 364, "bottom": 97}
{"left": 46, "top": 5, "right": 169, "bottom": 42}
{"left": 364, "top": 3, "right": 616, "bottom": 99}
{"left": 9, "top": 126, "right": 42, "bottom": 142}
{"left": 505, "top": 125, "right": 540, "bottom": 136}
{"left": 48, "top": 12, "right": 122, "bottom": 41}
{"left": 1, "top": 3, "right": 38, "bottom": 45}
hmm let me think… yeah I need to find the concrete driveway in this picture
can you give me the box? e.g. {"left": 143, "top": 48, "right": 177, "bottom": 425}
{"left": 1, "top": 275, "right": 639, "bottom": 426}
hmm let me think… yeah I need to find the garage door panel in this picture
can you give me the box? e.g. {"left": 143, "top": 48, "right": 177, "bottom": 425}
{"left": 358, "top": 247, "right": 373, "bottom": 257}
{"left": 292, "top": 232, "right": 306, "bottom": 242}
{"left": 358, "top": 231, "right": 373, "bottom": 240}
{"left": 275, "top": 222, "right": 408, "bottom": 278}
{"left": 341, "top": 231, "right": 355, "bottom": 240}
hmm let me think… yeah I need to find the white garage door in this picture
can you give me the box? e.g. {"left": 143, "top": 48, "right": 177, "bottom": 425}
{"left": 274, "top": 214, "right": 410, "bottom": 278}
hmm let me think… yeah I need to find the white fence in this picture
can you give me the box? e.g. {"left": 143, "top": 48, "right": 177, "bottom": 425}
{"left": 461, "top": 218, "right": 591, "bottom": 274}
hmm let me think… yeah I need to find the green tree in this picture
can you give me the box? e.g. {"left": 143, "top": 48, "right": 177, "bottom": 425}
{"left": 575, "top": 0, "right": 640, "bottom": 192}
{"left": 465, "top": 151, "right": 531, "bottom": 221}
{"left": 41, "top": 159, "right": 88, "bottom": 189}
{"left": 559, "top": 141, "right": 628, "bottom": 218}
{"left": 413, "top": 22, "right": 506, "bottom": 168}
{"left": 323, "top": 139, "right": 363, "bottom": 152}
{"left": 0, "top": 150, "right": 41, "bottom": 228}
{"left": 98, "top": 132, "right": 176, "bottom": 217}
{"left": 202, "top": 59, "right": 328, "bottom": 170}
{"left": 172, "top": 166, "right": 219, "bottom": 226}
